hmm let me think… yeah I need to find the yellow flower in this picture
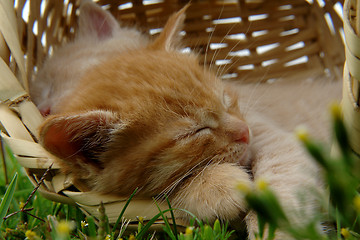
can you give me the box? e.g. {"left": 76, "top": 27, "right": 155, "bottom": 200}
{"left": 185, "top": 226, "right": 194, "bottom": 235}
{"left": 236, "top": 182, "right": 251, "bottom": 194}
{"left": 256, "top": 179, "right": 268, "bottom": 191}
{"left": 295, "top": 126, "right": 309, "bottom": 142}
{"left": 25, "top": 230, "right": 38, "bottom": 240}
{"left": 81, "top": 220, "right": 87, "bottom": 228}
{"left": 354, "top": 195, "right": 360, "bottom": 213}
{"left": 105, "top": 234, "right": 111, "bottom": 240}
{"left": 19, "top": 202, "right": 25, "bottom": 209}
{"left": 341, "top": 228, "right": 351, "bottom": 239}
{"left": 330, "top": 102, "right": 342, "bottom": 119}
{"left": 128, "top": 234, "right": 136, "bottom": 240}
{"left": 57, "top": 220, "right": 75, "bottom": 235}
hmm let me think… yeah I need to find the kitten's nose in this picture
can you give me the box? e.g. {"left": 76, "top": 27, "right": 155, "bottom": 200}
{"left": 225, "top": 117, "right": 250, "bottom": 144}
{"left": 230, "top": 122, "right": 249, "bottom": 144}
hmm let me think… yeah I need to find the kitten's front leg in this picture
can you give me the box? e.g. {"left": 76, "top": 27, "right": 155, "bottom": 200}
{"left": 245, "top": 115, "right": 323, "bottom": 239}
{"left": 170, "top": 163, "right": 252, "bottom": 223}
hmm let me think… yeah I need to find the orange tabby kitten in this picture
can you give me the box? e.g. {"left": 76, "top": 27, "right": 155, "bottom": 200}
{"left": 30, "top": 1, "right": 335, "bottom": 239}
{"left": 31, "top": 1, "right": 252, "bottom": 224}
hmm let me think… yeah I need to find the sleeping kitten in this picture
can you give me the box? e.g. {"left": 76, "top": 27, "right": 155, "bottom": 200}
{"left": 31, "top": 1, "right": 252, "bottom": 224}
{"left": 30, "top": 1, "right": 334, "bottom": 239}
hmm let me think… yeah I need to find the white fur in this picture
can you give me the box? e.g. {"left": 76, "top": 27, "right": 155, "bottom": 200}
{"left": 171, "top": 163, "right": 252, "bottom": 222}
{"left": 236, "top": 79, "right": 342, "bottom": 239}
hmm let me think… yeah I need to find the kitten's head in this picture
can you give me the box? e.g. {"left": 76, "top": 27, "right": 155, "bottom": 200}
{"left": 39, "top": 3, "right": 251, "bottom": 196}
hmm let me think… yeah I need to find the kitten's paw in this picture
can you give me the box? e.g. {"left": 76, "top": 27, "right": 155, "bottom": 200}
{"left": 171, "top": 163, "right": 252, "bottom": 222}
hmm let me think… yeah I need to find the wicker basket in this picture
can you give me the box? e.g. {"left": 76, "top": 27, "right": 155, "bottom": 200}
{"left": 343, "top": 0, "right": 360, "bottom": 159}
{"left": 0, "top": 0, "right": 346, "bottom": 227}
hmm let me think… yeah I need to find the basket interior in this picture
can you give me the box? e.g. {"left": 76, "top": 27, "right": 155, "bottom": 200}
{"left": 13, "top": 0, "right": 345, "bottom": 84}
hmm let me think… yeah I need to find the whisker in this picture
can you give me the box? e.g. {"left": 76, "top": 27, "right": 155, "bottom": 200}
{"left": 210, "top": 21, "right": 238, "bottom": 74}
{"left": 242, "top": 67, "right": 272, "bottom": 117}
{"left": 203, "top": 4, "right": 225, "bottom": 72}
{"left": 216, "top": 21, "right": 254, "bottom": 78}
{"left": 167, "top": 156, "right": 219, "bottom": 208}
{"left": 153, "top": 155, "right": 215, "bottom": 203}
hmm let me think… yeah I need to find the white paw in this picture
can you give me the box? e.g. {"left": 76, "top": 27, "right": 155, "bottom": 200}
{"left": 171, "top": 163, "right": 252, "bottom": 222}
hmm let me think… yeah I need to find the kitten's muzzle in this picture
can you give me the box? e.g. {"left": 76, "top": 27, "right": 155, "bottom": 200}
{"left": 227, "top": 120, "right": 250, "bottom": 144}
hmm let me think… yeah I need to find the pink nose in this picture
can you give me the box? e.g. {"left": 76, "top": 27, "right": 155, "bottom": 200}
{"left": 225, "top": 117, "right": 250, "bottom": 144}
{"left": 230, "top": 123, "right": 249, "bottom": 144}
{"left": 232, "top": 127, "right": 249, "bottom": 144}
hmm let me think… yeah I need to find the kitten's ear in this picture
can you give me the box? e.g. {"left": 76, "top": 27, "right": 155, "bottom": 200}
{"left": 150, "top": 4, "right": 189, "bottom": 51}
{"left": 78, "top": 0, "right": 119, "bottom": 39}
{"left": 40, "top": 110, "right": 120, "bottom": 166}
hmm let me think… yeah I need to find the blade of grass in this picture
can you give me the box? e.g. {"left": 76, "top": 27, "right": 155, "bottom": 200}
{"left": 165, "top": 195, "right": 178, "bottom": 239}
{"left": 174, "top": 208, "right": 202, "bottom": 226}
{"left": 153, "top": 199, "right": 176, "bottom": 240}
{"left": 136, "top": 209, "right": 172, "bottom": 240}
{"left": 136, "top": 208, "right": 201, "bottom": 240}
{"left": 336, "top": 208, "right": 342, "bottom": 240}
{"left": 65, "top": 204, "right": 70, "bottom": 221}
{"left": 98, "top": 202, "right": 108, "bottom": 240}
{"left": 256, "top": 213, "right": 265, "bottom": 239}
{"left": 48, "top": 216, "right": 62, "bottom": 240}
{"left": 268, "top": 223, "right": 276, "bottom": 240}
{"left": 86, "top": 216, "right": 97, "bottom": 237}
{"left": 53, "top": 202, "right": 62, "bottom": 216}
{"left": 75, "top": 206, "right": 85, "bottom": 232}
{"left": 0, "top": 135, "right": 8, "bottom": 185}
{"left": 0, "top": 173, "right": 18, "bottom": 227}
{"left": 111, "top": 187, "right": 138, "bottom": 233}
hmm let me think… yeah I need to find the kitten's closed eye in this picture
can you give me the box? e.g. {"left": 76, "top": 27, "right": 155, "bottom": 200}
{"left": 194, "top": 126, "right": 211, "bottom": 134}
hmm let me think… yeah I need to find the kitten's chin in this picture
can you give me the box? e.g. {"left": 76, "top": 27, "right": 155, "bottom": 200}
{"left": 238, "top": 147, "right": 251, "bottom": 166}
{"left": 222, "top": 143, "right": 250, "bottom": 166}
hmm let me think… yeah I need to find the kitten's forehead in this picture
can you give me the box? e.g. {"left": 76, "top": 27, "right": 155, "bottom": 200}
{"left": 119, "top": 50, "right": 225, "bottom": 106}
{"left": 61, "top": 48, "right": 233, "bottom": 126}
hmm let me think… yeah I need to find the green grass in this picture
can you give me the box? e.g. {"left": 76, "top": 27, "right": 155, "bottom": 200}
{"left": 1, "top": 103, "right": 360, "bottom": 239}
